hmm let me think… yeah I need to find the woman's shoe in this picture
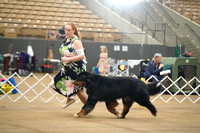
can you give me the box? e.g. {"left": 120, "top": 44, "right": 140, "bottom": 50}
{"left": 62, "top": 99, "right": 75, "bottom": 108}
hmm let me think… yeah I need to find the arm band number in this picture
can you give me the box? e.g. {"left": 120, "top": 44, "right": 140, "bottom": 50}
{"left": 76, "top": 49, "right": 85, "bottom": 55}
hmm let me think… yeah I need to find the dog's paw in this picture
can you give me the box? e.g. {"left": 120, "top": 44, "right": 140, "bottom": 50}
{"left": 74, "top": 114, "right": 80, "bottom": 118}
{"left": 151, "top": 112, "right": 157, "bottom": 116}
{"left": 115, "top": 110, "right": 121, "bottom": 118}
{"left": 156, "top": 82, "right": 162, "bottom": 88}
{"left": 116, "top": 113, "right": 124, "bottom": 119}
{"left": 116, "top": 114, "right": 122, "bottom": 118}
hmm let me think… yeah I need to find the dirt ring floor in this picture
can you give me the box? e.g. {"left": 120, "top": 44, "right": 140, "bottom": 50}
{"left": 0, "top": 95, "right": 200, "bottom": 133}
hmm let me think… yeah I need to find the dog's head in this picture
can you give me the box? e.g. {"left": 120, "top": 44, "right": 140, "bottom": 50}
{"left": 74, "top": 72, "right": 92, "bottom": 89}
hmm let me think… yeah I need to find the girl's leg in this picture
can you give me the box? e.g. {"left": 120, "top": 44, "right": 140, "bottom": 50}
{"left": 100, "top": 72, "right": 105, "bottom": 76}
{"left": 77, "top": 89, "right": 88, "bottom": 104}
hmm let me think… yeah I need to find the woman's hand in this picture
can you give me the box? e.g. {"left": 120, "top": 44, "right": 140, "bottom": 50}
{"left": 64, "top": 50, "right": 74, "bottom": 57}
{"left": 159, "top": 64, "right": 164, "bottom": 69}
{"left": 61, "top": 56, "right": 70, "bottom": 63}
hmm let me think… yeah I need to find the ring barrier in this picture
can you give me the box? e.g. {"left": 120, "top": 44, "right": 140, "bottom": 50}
{"left": 0, "top": 72, "right": 199, "bottom": 103}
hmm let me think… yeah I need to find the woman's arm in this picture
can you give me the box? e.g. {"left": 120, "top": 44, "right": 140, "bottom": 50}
{"left": 149, "top": 63, "right": 161, "bottom": 75}
{"left": 61, "top": 40, "right": 85, "bottom": 63}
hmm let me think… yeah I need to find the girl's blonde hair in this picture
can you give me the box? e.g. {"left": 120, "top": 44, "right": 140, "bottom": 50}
{"left": 66, "top": 22, "right": 80, "bottom": 38}
{"left": 100, "top": 46, "right": 107, "bottom": 53}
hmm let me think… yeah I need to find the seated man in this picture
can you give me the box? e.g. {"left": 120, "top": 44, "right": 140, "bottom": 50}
{"left": 143, "top": 53, "right": 164, "bottom": 81}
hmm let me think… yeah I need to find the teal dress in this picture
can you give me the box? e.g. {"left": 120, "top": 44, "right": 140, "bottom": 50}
{"left": 53, "top": 36, "right": 86, "bottom": 98}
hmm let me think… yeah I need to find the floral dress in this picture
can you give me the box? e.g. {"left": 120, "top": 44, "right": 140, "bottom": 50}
{"left": 53, "top": 35, "right": 86, "bottom": 98}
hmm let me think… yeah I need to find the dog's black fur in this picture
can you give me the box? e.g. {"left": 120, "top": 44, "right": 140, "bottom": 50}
{"left": 74, "top": 72, "right": 162, "bottom": 118}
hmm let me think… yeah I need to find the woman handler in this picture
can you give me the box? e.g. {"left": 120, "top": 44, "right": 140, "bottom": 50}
{"left": 50, "top": 22, "right": 87, "bottom": 108}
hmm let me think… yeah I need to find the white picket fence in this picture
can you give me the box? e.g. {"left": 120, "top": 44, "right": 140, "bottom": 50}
{"left": 0, "top": 72, "right": 199, "bottom": 103}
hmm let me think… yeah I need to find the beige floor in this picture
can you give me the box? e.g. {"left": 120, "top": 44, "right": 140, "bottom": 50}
{"left": 0, "top": 95, "right": 200, "bottom": 133}
{"left": 0, "top": 73, "right": 200, "bottom": 133}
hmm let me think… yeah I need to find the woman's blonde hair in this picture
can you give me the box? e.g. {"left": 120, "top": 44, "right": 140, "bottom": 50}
{"left": 100, "top": 46, "right": 107, "bottom": 53}
{"left": 66, "top": 22, "right": 80, "bottom": 38}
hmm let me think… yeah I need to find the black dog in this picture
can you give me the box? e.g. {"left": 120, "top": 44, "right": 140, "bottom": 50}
{"left": 74, "top": 72, "right": 162, "bottom": 118}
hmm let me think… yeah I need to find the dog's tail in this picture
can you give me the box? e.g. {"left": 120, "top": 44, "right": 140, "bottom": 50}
{"left": 146, "top": 81, "right": 162, "bottom": 95}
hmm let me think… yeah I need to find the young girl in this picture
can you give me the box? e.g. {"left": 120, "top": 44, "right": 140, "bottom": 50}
{"left": 97, "top": 46, "right": 108, "bottom": 76}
